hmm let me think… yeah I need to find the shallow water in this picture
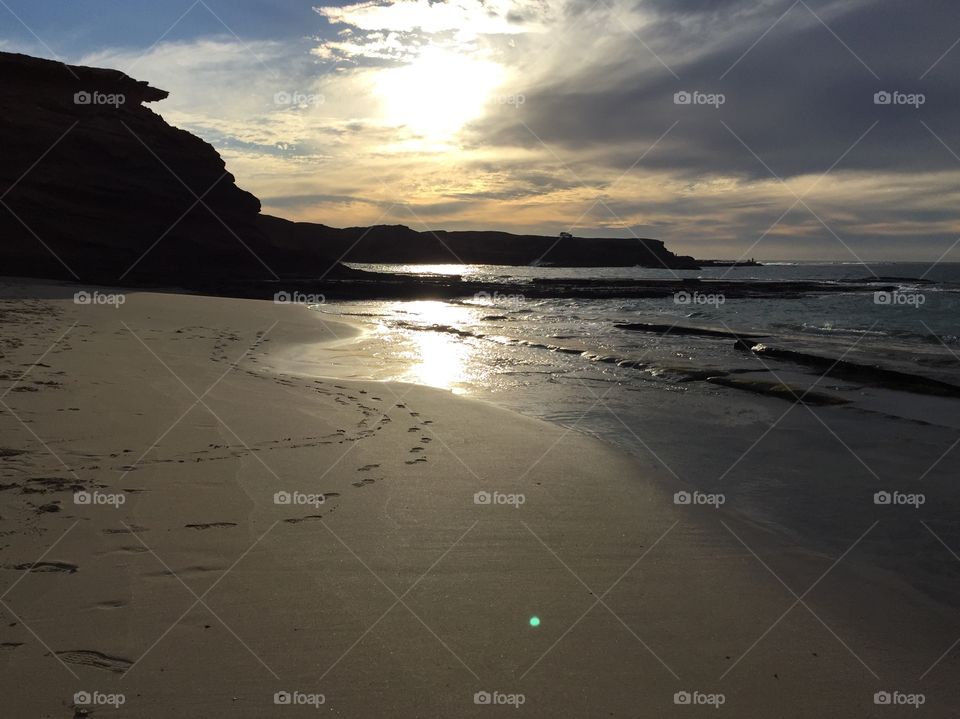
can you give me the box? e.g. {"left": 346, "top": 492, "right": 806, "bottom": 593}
{"left": 312, "top": 262, "right": 960, "bottom": 604}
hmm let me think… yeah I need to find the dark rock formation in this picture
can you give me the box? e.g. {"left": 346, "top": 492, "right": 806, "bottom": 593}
{"left": 615, "top": 323, "right": 766, "bottom": 340}
{"left": 0, "top": 52, "right": 322, "bottom": 284}
{"left": 257, "top": 215, "right": 700, "bottom": 269}
{"left": 0, "top": 51, "right": 705, "bottom": 286}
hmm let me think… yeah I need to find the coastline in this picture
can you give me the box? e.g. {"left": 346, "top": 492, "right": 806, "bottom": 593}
{"left": 1, "top": 278, "right": 958, "bottom": 717}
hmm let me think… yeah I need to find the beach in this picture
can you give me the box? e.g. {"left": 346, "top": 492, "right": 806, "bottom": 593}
{"left": 1, "top": 278, "right": 959, "bottom": 717}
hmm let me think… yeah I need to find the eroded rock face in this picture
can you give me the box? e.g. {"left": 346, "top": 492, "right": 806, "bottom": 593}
{"left": 0, "top": 51, "right": 698, "bottom": 287}
{"left": 0, "top": 52, "right": 288, "bottom": 283}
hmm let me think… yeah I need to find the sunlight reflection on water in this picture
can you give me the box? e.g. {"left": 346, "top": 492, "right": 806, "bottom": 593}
{"left": 377, "top": 300, "right": 487, "bottom": 394}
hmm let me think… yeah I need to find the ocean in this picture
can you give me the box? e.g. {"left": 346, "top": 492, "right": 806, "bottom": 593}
{"left": 320, "top": 261, "right": 960, "bottom": 396}
{"left": 311, "top": 262, "right": 960, "bottom": 602}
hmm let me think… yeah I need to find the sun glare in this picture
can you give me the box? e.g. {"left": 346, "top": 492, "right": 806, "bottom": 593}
{"left": 390, "top": 300, "right": 478, "bottom": 392}
{"left": 375, "top": 46, "right": 504, "bottom": 140}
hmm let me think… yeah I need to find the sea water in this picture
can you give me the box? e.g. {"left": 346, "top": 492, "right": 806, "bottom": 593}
{"left": 311, "top": 262, "right": 960, "bottom": 603}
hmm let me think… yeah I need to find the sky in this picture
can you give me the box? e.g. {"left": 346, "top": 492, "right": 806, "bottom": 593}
{"left": 2, "top": 0, "right": 959, "bottom": 260}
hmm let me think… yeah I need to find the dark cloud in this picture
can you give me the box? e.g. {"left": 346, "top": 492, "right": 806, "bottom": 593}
{"left": 639, "top": 0, "right": 755, "bottom": 15}
{"left": 443, "top": 168, "right": 584, "bottom": 200}
{"left": 474, "top": 0, "right": 960, "bottom": 180}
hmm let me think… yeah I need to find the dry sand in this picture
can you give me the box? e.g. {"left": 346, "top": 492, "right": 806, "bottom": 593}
{"left": 0, "top": 278, "right": 958, "bottom": 717}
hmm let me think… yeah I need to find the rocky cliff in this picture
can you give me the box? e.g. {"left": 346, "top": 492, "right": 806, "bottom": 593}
{"left": 0, "top": 51, "right": 306, "bottom": 284}
{"left": 1, "top": 51, "right": 696, "bottom": 287}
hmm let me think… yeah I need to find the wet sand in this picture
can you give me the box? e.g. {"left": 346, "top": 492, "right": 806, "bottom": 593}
{"left": 0, "top": 278, "right": 957, "bottom": 717}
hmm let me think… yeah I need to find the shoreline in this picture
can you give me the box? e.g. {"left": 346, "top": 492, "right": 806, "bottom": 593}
{"left": 305, "top": 297, "right": 960, "bottom": 608}
{"left": 1, "top": 279, "right": 958, "bottom": 716}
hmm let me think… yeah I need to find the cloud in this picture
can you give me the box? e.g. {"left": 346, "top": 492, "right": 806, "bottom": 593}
{"left": 316, "top": 0, "right": 541, "bottom": 37}
{"left": 20, "top": 0, "right": 956, "bottom": 259}
{"left": 472, "top": 0, "right": 960, "bottom": 176}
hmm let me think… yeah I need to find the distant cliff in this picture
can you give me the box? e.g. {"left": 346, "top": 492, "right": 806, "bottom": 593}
{"left": 258, "top": 216, "right": 699, "bottom": 269}
{"left": 0, "top": 51, "right": 696, "bottom": 286}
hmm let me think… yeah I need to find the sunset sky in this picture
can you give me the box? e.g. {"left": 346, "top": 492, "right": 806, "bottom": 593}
{"left": 3, "top": 0, "right": 959, "bottom": 260}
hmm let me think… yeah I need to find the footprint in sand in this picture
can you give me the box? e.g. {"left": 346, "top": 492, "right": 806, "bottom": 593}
{"left": 28, "top": 477, "right": 83, "bottom": 493}
{"left": 184, "top": 522, "right": 237, "bottom": 530}
{"left": 145, "top": 565, "right": 224, "bottom": 578}
{"left": 96, "top": 600, "right": 126, "bottom": 610}
{"left": 357, "top": 464, "right": 380, "bottom": 472}
{"left": 283, "top": 515, "right": 325, "bottom": 524}
{"left": 421, "top": 437, "right": 432, "bottom": 443}
{"left": 101, "top": 546, "right": 149, "bottom": 558}
{"left": 56, "top": 649, "right": 132, "bottom": 673}
{"left": 352, "top": 478, "right": 377, "bottom": 487}
{"left": 409, "top": 447, "right": 424, "bottom": 453}
{"left": 13, "top": 561, "right": 77, "bottom": 573}
{"left": 102, "top": 525, "right": 148, "bottom": 535}
{"left": 405, "top": 458, "right": 427, "bottom": 464}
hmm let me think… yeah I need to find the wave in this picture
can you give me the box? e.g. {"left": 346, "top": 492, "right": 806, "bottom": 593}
{"left": 748, "top": 343, "right": 960, "bottom": 397}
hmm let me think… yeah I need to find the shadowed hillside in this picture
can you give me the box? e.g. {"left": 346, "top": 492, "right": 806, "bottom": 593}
{"left": 0, "top": 51, "right": 696, "bottom": 287}
{"left": 0, "top": 52, "right": 313, "bottom": 283}
{"left": 257, "top": 216, "right": 699, "bottom": 268}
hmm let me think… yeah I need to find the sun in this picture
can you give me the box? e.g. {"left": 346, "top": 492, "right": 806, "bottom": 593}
{"left": 374, "top": 45, "right": 504, "bottom": 141}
